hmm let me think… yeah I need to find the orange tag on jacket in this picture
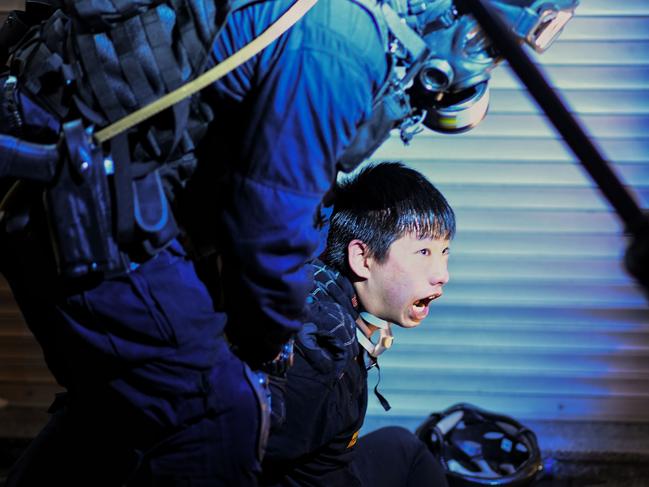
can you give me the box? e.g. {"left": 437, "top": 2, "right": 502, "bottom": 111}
{"left": 347, "top": 430, "right": 359, "bottom": 448}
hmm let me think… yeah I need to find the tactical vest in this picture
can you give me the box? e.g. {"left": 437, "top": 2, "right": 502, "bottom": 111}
{"left": 0, "top": 0, "right": 240, "bottom": 278}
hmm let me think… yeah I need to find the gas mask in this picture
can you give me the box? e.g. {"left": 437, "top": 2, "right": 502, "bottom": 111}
{"left": 397, "top": 0, "right": 579, "bottom": 133}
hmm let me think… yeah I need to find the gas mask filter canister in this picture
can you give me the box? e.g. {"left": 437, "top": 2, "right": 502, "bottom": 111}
{"left": 402, "top": 0, "right": 578, "bottom": 133}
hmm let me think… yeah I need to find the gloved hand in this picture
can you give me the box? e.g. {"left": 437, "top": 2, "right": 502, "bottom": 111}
{"left": 260, "top": 339, "right": 294, "bottom": 431}
{"left": 228, "top": 324, "right": 294, "bottom": 370}
{"left": 259, "top": 339, "right": 295, "bottom": 376}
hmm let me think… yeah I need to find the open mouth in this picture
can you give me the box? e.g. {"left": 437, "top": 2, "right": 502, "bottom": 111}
{"left": 410, "top": 294, "right": 442, "bottom": 323}
{"left": 413, "top": 294, "right": 440, "bottom": 309}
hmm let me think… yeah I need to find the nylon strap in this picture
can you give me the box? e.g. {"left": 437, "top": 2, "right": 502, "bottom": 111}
{"left": 380, "top": 2, "right": 428, "bottom": 60}
{"left": 94, "top": 0, "right": 318, "bottom": 144}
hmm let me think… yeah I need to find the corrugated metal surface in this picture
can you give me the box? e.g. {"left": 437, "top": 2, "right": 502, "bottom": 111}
{"left": 366, "top": 1, "right": 649, "bottom": 423}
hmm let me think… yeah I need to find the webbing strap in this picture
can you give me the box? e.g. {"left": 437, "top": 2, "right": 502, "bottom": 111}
{"left": 111, "top": 132, "right": 135, "bottom": 243}
{"left": 110, "top": 0, "right": 139, "bottom": 12}
{"left": 141, "top": 7, "right": 183, "bottom": 92}
{"left": 380, "top": 2, "right": 428, "bottom": 60}
{"left": 112, "top": 17, "right": 158, "bottom": 105}
{"left": 77, "top": 33, "right": 128, "bottom": 121}
{"left": 94, "top": 0, "right": 318, "bottom": 143}
{"left": 175, "top": 0, "right": 206, "bottom": 74}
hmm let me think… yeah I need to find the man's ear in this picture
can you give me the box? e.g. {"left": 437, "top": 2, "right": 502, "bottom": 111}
{"left": 347, "top": 239, "right": 371, "bottom": 280}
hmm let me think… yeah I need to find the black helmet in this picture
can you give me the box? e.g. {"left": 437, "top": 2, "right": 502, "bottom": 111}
{"left": 415, "top": 403, "right": 543, "bottom": 486}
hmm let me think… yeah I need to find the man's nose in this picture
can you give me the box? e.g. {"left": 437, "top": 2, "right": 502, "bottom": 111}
{"left": 430, "top": 261, "right": 450, "bottom": 287}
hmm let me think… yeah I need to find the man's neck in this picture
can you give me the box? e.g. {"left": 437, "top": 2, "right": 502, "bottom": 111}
{"left": 351, "top": 278, "right": 392, "bottom": 338}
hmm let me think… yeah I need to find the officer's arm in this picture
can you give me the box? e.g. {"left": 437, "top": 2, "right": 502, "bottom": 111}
{"left": 219, "top": 47, "right": 375, "bottom": 366}
{"left": 205, "top": 3, "right": 386, "bottom": 367}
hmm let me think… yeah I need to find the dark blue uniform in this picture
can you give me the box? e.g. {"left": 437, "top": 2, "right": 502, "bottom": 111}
{"left": 261, "top": 260, "right": 449, "bottom": 486}
{"left": 1, "top": 1, "right": 389, "bottom": 485}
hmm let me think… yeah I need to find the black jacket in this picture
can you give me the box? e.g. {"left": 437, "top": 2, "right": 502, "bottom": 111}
{"left": 262, "top": 259, "right": 368, "bottom": 486}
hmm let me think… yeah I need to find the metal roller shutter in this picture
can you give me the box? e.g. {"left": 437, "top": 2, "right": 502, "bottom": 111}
{"left": 365, "top": 0, "right": 649, "bottom": 426}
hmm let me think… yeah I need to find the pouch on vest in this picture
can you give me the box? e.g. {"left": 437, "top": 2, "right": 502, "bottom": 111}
{"left": 133, "top": 168, "right": 179, "bottom": 256}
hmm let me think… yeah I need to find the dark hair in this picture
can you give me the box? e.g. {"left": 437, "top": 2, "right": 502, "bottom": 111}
{"left": 322, "top": 162, "right": 456, "bottom": 273}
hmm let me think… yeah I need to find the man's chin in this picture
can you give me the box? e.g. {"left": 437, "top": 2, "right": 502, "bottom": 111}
{"left": 397, "top": 319, "right": 421, "bottom": 329}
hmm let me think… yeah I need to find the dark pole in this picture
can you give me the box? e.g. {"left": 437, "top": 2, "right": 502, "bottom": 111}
{"left": 467, "top": 0, "right": 649, "bottom": 295}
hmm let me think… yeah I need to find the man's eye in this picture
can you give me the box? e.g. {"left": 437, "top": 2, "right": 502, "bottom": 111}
{"left": 443, "top": 247, "right": 450, "bottom": 256}
{"left": 419, "top": 249, "right": 431, "bottom": 256}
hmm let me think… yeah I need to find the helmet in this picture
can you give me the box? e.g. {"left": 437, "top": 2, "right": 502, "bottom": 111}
{"left": 392, "top": 0, "right": 579, "bottom": 133}
{"left": 415, "top": 403, "right": 543, "bottom": 486}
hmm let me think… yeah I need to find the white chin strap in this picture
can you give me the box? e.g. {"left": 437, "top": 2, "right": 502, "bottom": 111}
{"left": 357, "top": 312, "right": 394, "bottom": 358}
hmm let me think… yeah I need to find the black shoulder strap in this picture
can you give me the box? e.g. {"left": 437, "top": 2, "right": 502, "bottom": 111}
{"left": 75, "top": 32, "right": 128, "bottom": 122}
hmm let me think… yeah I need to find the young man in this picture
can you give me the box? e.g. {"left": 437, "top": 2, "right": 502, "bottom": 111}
{"left": 261, "top": 162, "right": 455, "bottom": 486}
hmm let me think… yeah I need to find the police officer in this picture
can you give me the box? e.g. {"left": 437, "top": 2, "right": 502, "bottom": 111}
{"left": 0, "top": 0, "right": 395, "bottom": 485}
{"left": 0, "top": 0, "right": 577, "bottom": 485}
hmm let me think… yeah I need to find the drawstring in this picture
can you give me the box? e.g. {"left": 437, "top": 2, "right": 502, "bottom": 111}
{"left": 356, "top": 313, "right": 392, "bottom": 411}
{"left": 367, "top": 357, "right": 391, "bottom": 411}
